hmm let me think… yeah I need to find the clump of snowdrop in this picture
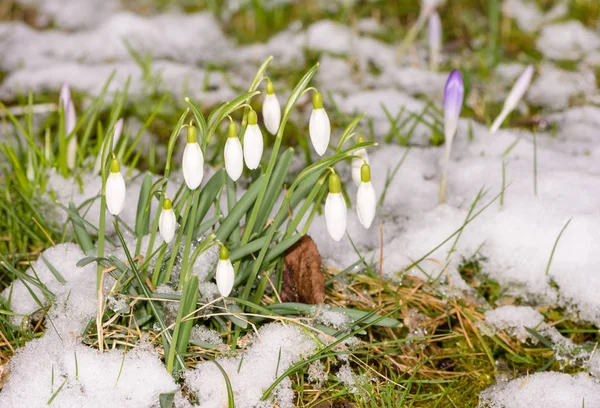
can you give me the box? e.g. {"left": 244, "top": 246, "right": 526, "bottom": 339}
{"left": 262, "top": 79, "right": 281, "bottom": 135}
{"left": 490, "top": 65, "right": 534, "bottom": 134}
{"left": 324, "top": 171, "right": 347, "bottom": 242}
{"left": 351, "top": 135, "right": 369, "bottom": 186}
{"left": 106, "top": 157, "right": 126, "bottom": 216}
{"left": 60, "top": 83, "right": 77, "bottom": 170}
{"left": 225, "top": 121, "right": 244, "bottom": 181}
{"left": 356, "top": 163, "right": 376, "bottom": 229}
{"left": 216, "top": 246, "right": 234, "bottom": 297}
{"left": 309, "top": 91, "right": 331, "bottom": 156}
{"left": 243, "top": 110, "right": 263, "bottom": 170}
{"left": 428, "top": 12, "right": 442, "bottom": 71}
{"left": 159, "top": 197, "right": 177, "bottom": 244}
{"left": 439, "top": 70, "right": 464, "bottom": 204}
{"left": 182, "top": 125, "right": 204, "bottom": 190}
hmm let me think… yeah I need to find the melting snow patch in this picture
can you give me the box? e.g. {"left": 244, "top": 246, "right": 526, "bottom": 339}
{"left": 536, "top": 21, "right": 600, "bottom": 61}
{"left": 484, "top": 305, "right": 544, "bottom": 342}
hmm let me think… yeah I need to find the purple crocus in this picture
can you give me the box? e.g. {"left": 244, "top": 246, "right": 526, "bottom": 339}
{"left": 440, "top": 70, "right": 464, "bottom": 204}
{"left": 428, "top": 12, "right": 442, "bottom": 71}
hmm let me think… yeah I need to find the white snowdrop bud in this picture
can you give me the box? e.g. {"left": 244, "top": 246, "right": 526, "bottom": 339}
{"left": 216, "top": 246, "right": 234, "bottom": 298}
{"left": 490, "top": 65, "right": 534, "bottom": 134}
{"left": 159, "top": 198, "right": 177, "bottom": 244}
{"left": 351, "top": 135, "right": 370, "bottom": 186}
{"left": 60, "top": 83, "right": 77, "bottom": 170}
{"left": 225, "top": 122, "right": 244, "bottom": 181}
{"left": 356, "top": 163, "right": 376, "bottom": 229}
{"left": 324, "top": 172, "right": 347, "bottom": 242}
{"left": 106, "top": 158, "right": 126, "bottom": 216}
{"left": 262, "top": 80, "right": 281, "bottom": 135}
{"left": 309, "top": 91, "right": 330, "bottom": 156}
{"left": 243, "top": 110, "right": 263, "bottom": 170}
{"left": 182, "top": 126, "right": 204, "bottom": 190}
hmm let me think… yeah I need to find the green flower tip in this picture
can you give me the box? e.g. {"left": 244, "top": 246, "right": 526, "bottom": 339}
{"left": 247, "top": 109, "right": 258, "bottom": 126}
{"left": 187, "top": 126, "right": 197, "bottom": 143}
{"left": 361, "top": 163, "right": 371, "bottom": 183}
{"left": 219, "top": 245, "right": 229, "bottom": 260}
{"left": 228, "top": 121, "right": 238, "bottom": 138}
{"left": 163, "top": 198, "right": 172, "bottom": 210}
{"left": 329, "top": 173, "right": 341, "bottom": 194}
{"left": 357, "top": 135, "right": 365, "bottom": 144}
{"left": 110, "top": 158, "right": 120, "bottom": 173}
{"left": 312, "top": 91, "right": 323, "bottom": 110}
{"left": 266, "top": 80, "right": 275, "bottom": 95}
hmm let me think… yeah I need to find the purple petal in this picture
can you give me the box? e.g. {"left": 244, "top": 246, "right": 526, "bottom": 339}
{"left": 443, "top": 70, "right": 464, "bottom": 139}
{"left": 428, "top": 12, "right": 442, "bottom": 49}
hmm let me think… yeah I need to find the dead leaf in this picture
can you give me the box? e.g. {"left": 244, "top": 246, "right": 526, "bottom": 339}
{"left": 281, "top": 235, "right": 325, "bottom": 304}
{"left": 315, "top": 401, "right": 354, "bottom": 408}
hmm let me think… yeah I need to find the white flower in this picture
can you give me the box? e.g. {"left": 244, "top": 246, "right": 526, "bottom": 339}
{"left": 351, "top": 136, "right": 369, "bottom": 186}
{"left": 60, "top": 83, "right": 77, "bottom": 170}
{"left": 262, "top": 80, "right": 281, "bottom": 135}
{"left": 324, "top": 173, "right": 347, "bottom": 241}
{"left": 225, "top": 122, "right": 244, "bottom": 181}
{"left": 243, "top": 110, "right": 263, "bottom": 170}
{"left": 106, "top": 158, "right": 126, "bottom": 216}
{"left": 309, "top": 91, "right": 330, "bottom": 156}
{"left": 356, "top": 163, "right": 376, "bottom": 229}
{"left": 490, "top": 65, "right": 534, "bottom": 134}
{"left": 182, "top": 126, "right": 204, "bottom": 190}
{"left": 216, "top": 246, "right": 234, "bottom": 297}
{"left": 159, "top": 198, "right": 177, "bottom": 244}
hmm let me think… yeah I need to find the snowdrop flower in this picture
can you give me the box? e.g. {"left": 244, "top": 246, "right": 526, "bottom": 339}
{"left": 262, "top": 80, "right": 281, "bottom": 135}
{"left": 225, "top": 121, "right": 244, "bottom": 181}
{"left": 324, "top": 172, "right": 347, "bottom": 242}
{"left": 93, "top": 118, "right": 124, "bottom": 174}
{"left": 106, "top": 158, "right": 126, "bottom": 216}
{"left": 159, "top": 198, "right": 177, "bottom": 244}
{"left": 60, "top": 84, "right": 77, "bottom": 170}
{"left": 356, "top": 163, "right": 376, "bottom": 229}
{"left": 490, "top": 65, "right": 534, "bottom": 134}
{"left": 216, "top": 246, "right": 234, "bottom": 298}
{"left": 351, "top": 135, "right": 370, "bottom": 186}
{"left": 428, "top": 12, "right": 442, "bottom": 71}
{"left": 309, "top": 91, "right": 330, "bottom": 156}
{"left": 182, "top": 126, "right": 204, "bottom": 190}
{"left": 439, "top": 70, "right": 464, "bottom": 204}
{"left": 243, "top": 110, "right": 263, "bottom": 170}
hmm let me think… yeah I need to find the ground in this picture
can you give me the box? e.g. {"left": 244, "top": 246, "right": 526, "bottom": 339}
{"left": 1, "top": 0, "right": 600, "bottom": 407}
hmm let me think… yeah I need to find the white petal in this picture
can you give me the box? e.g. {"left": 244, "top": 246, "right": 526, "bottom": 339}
{"left": 490, "top": 65, "right": 534, "bottom": 134}
{"left": 262, "top": 93, "right": 281, "bottom": 135}
{"left": 351, "top": 148, "right": 369, "bottom": 186}
{"left": 357, "top": 181, "right": 376, "bottom": 229}
{"left": 243, "top": 125, "right": 263, "bottom": 170}
{"left": 225, "top": 137, "right": 244, "bottom": 181}
{"left": 309, "top": 108, "right": 330, "bottom": 156}
{"left": 66, "top": 136, "right": 77, "bottom": 170}
{"left": 159, "top": 208, "right": 177, "bottom": 244}
{"left": 216, "top": 259, "right": 235, "bottom": 297}
{"left": 182, "top": 142, "right": 204, "bottom": 189}
{"left": 106, "top": 172, "right": 126, "bottom": 216}
{"left": 324, "top": 192, "right": 347, "bottom": 241}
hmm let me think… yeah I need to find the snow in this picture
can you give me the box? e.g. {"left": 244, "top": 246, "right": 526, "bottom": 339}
{"left": 536, "top": 21, "right": 600, "bottom": 61}
{"left": 526, "top": 65, "right": 597, "bottom": 110}
{"left": 484, "top": 305, "right": 544, "bottom": 342}
{"left": 184, "top": 323, "right": 316, "bottom": 408}
{"left": 479, "top": 372, "right": 600, "bottom": 408}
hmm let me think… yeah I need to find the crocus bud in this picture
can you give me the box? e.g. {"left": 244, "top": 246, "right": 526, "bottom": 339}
{"left": 159, "top": 198, "right": 177, "bottom": 244}
{"left": 243, "top": 110, "right": 263, "bottom": 170}
{"left": 60, "top": 84, "right": 77, "bottom": 170}
{"left": 490, "top": 65, "right": 534, "bottom": 134}
{"left": 262, "top": 80, "right": 281, "bottom": 135}
{"left": 428, "top": 12, "right": 442, "bottom": 71}
{"left": 309, "top": 91, "right": 331, "bottom": 156}
{"left": 352, "top": 135, "right": 370, "bottom": 186}
{"left": 94, "top": 118, "right": 124, "bottom": 174}
{"left": 225, "top": 122, "right": 244, "bottom": 181}
{"left": 439, "top": 70, "right": 464, "bottom": 204}
{"left": 216, "top": 246, "right": 234, "bottom": 297}
{"left": 106, "top": 158, "right": 126, "bottom": 216}
{"left": 324, "top": 172, "right": 347, "bottom": 241}
{"left": 182, "top": 126, "right": 204, "bottom": 190}
{"left": 357, "top": 163, "right": 376, "bottom": 229}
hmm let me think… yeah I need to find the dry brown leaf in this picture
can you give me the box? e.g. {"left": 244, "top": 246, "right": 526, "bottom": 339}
{"left": 281, "top": 235, "right": 325, "bottom": 304}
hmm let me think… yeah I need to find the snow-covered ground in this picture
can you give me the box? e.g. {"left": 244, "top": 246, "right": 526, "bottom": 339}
{"left": 2, "top": 0, "right": 600, "bottom": 406}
